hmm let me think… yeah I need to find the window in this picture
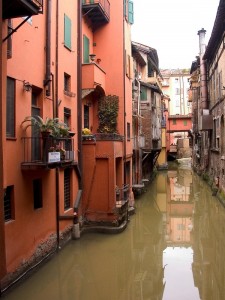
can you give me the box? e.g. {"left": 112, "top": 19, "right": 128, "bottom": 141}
{"left": 148, "top": 61, "right": 154, "bottom": 77}
{"left": 33, "top": 179, "right": 43, "bottom": 209}
{"left": 4, "top": 186, "right": 14, "bottom": 222}
{"left": 127, "top": 122, "right": 130, "bottom": 140}
{"left": 64, "top": 72, "right": 71, "bottom": 92}
{"left": 177, "top": 224, "right": 185, "bottom": 230}
{"left": 176, "top": 99, "right": 180, "bottom": 107}
{"left": 6, "top": 77, "right": 15, "bottom": 138}
{"left": 175, "top": 88, "right": 180, "bottom": 95}
{"left": 83, "top": 35, "right": 90, "bottom": 63}
{"left": 31, "top": 89, "right": 41, "bottom": 161}
{"left": 64, "top": 107, "right": 71, "bottom": 128}
{"left": 7, "top": 19, "right": 12, "bottom": 59}
{"left": 84, "top": 105, "right": 89, "bottom": 129}
{"left": 140, "top": 86, "right": 147, "bottom": 101}
{"left": 64, "top": 169, "right": 71, "bottom": 210}
{"left": 183, "top": 120, "right": 187, "bottom": 126}
{"left": 172, "top": 119, "right": 176, "bottom": 125}
{"left": 64, "top": 14, "right": 71, "bottom": 50}
{"left": 124, "top": 0, "right": 134, "bottom": 24}
{"left": 128, "top": 1, "right": 134, "bottom": 24}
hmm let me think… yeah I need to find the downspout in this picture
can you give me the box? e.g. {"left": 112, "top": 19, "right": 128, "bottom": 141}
{"left": 123, "top": 10, "right": 127, "bottom": 185}
{"left": 44, "top": 0, "right": 51, "bottom": 97}
{"left": 0, "top": 0, "right": 6, "bottom": 294}
{"left": 55, "top": 0, "right": 60, "bottom": 249}
{"left": 73, "top": 0, "right": 83, "bottom": 226}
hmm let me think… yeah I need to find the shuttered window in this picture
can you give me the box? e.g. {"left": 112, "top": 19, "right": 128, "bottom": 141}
{"left": 6, "top": 77, "right": 15, "bottom": 138}
{"left": 128, "top": 1, "right": 134, "bottom": 24}
{"left": 140, "top": 86, "right": 147, "bottom": 101}
{"left": 64, "top": 169, "right": 71, "bottom": 210}
{"left": 83, "top": 35, "right": 90, "bottom": 63}
{"left": 64, "top": 14, "right": 71, "bottom": 50}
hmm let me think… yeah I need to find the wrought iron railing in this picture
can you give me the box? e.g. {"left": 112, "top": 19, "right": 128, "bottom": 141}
{"left": 21, "top": 136, "right": 75, "bottom": 166}
{"left": 82, "top": 0, "right": 110, "bottom": 21}
{"left": 115, "top": 184, "right": 130, "bottom": 202}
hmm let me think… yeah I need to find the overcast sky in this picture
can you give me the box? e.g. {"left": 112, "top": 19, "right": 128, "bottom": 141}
{"left": 131, "top": 0, "right": 219, "bottom": 69}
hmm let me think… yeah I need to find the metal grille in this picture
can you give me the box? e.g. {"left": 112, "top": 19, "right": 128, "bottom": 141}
{"left": 4, "top": 186, "right": 13, "bottom": 222}
{"left": 64, "top": 169, "right": 71, "bottom": 210}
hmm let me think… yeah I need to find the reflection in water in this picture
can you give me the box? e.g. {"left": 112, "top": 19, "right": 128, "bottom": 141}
{"left": 2, "top": 165, "right": 225, "bottom": 299}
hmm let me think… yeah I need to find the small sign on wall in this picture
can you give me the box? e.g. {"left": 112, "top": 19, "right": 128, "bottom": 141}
{"left": 48, "top": 152, "right": 60, "bottom": 163}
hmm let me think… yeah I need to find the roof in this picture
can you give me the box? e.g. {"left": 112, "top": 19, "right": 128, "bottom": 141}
{"left": 140, "top": 81, "right": 162, "bottom": 94}
{"left": 132, "top": 41, "right": 163, "bottom": 78}
{"left": 203, "top": 0, "right": 225, "bottom": 60}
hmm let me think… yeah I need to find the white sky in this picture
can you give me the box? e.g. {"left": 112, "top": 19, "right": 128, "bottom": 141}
{"left": 131, "top": 0, "right": 220, "bottom": 69}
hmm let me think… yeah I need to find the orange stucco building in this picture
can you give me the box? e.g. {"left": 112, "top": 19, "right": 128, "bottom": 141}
{"left": 0, "top": 0, "right": 135, "bottom": 292}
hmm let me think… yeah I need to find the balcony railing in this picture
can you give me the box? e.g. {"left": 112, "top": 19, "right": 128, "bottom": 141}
{"left": 82, "top": 0, "right": 110, "bottom": 30}
{"left": 3, "top": 0, "right": 43, "bottom": 19}
{"left": 21, "top": 136, "right": 76, "bottom": 170}
{"left": 95, "top": 133, "right": 124, "bottom": 141}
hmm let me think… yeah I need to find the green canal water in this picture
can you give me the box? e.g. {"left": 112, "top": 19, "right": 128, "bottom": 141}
{"left": 2, "top": 164, "right": 225, "bottom": 299}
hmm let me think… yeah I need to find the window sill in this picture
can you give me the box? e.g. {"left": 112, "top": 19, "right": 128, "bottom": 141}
{"left": 211, "top": 148, "right": 220, "bottom": 153}
{"left": 6, "top": 137, "right": 17, "bottom": 141}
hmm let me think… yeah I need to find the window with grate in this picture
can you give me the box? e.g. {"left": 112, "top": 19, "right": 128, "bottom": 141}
{"left": 64, "top": 169, "right": 71, "bottom": 210}
{"left": 6, "top": 77, "right": 15, "bottom": 138}
{"left": 64, "top": 73, "right": 71, "bottom": 92}
{"left": 7, "top": 19, "right": 12, "bottom": 59}
{"left": 33, "top": 179, "right": 43, "bottom": 209}
{"left": 127, "top": 122, "right": 130, "bottom": 140}
{"left": 4, "top": 186, "right": 14, "bottom": 222}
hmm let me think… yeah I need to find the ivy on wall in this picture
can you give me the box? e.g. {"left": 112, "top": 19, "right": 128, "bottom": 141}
{"left": 97, "top": 95, "right": 119, "bottom": 133}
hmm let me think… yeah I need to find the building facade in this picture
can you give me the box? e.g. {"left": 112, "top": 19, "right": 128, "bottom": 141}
{"left": 191, "top": 0, "right": 225, "bottom": 194}
{"left": 0, "top": 0, "right": 136, "bottom": 292}
{"left": 131, "top": 41, "right": 163, "bottom": 194}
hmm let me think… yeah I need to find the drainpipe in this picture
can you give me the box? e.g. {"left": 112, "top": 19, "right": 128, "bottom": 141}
{"left": 55, "top": 0, "right": 60, "bottom": 249}
{"left": 77, "top": 0, "right": 83, "bottom": 192}
{"left": 44, "top": 0, "right": 51, "bottom": 97}
{"left": 72, "top": 0, "right": 83, "bottom": 239}
{"left": 123, "top": 10, "right": 127, "bottom": 185}
{"left": 0, "top": 0, "right": 6, "bottom": 294}
{"left": 198, "top": 28, "right": 208, "bottom": 110}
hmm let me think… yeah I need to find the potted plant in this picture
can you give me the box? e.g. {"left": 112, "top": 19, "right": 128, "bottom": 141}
{"left": 21, "top": 116, "right": 69, "bottom": 138}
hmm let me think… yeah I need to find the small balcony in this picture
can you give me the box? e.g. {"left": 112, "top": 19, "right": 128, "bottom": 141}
{"left": 82, "top": 63, "right": 106, "bottom": 90}
{"left": 21, "top": 136, "right": 76, "bottom": 170}
{"left": 82, "top": 0, "right": 110, "bottom": 30}
{"left": 3, "top": 0, "right": 43, "bottom": 19}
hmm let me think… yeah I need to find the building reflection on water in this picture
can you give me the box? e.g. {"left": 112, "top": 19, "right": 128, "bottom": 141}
{"left": 156, "top": 165, "right": 225, "bottom": 300}
{"left": 3, "top": 165, "right": 225, "bottom": 300}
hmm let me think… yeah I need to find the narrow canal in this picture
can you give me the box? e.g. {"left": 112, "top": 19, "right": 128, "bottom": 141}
{"left": 2, "top": 164, "right": 225, "bottom": 300}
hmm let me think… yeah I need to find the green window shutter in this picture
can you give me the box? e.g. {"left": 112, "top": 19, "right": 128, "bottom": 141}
{"left": 140, "top": 86, "right": 147, "bottom": 101}
{"left": 184, "top": 120, "right": 187, "bottom": 126}
{"left": 128, "top": 1, "right": 134, "bottom": 24}
{"left": 83, "top": 35, "right": 90, "bottom": 63}
{"left": 64, "top": 14, "right": 71, "bottom": 49}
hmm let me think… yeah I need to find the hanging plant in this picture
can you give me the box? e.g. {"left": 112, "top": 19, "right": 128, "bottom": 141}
{"left": 97, "top": 95, "right": 119, "bottom": 133}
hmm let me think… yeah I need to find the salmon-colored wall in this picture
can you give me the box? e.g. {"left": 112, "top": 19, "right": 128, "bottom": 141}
{"left": 4, "top": 0, "right": 79, "bottom": 273}
{"left": 81, "top": 0, "right": 133, "bottom": 207}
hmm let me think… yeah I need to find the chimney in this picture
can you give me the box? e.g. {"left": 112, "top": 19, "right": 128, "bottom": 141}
{"left": 197, "top": 28, "right": 207, "bottom": 110}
